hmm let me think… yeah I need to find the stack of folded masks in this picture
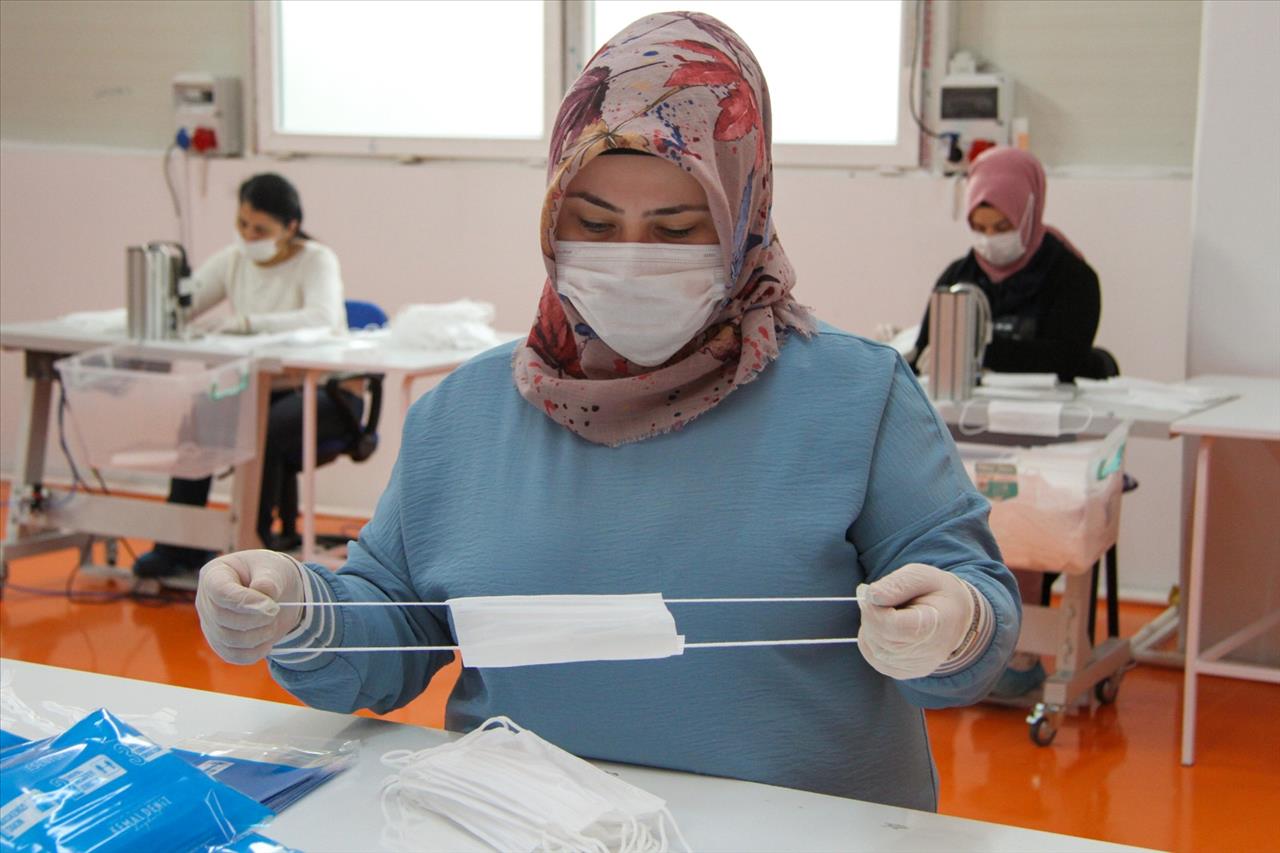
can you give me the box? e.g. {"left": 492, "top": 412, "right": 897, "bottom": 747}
{"left": 380, "top": 716, "right": 690, "bottom": 853}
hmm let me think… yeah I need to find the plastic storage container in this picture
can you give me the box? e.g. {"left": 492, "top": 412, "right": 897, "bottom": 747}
{"left": 956, "top": 423, "right": 1129, "bottom": 575}
{"left": 55, "top": 344, "right": 257, "bottom": 480}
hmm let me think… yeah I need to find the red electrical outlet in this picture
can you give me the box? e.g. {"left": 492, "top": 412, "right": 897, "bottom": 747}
{"left": 191, "top": 126, "right": 218, "bottom": 154}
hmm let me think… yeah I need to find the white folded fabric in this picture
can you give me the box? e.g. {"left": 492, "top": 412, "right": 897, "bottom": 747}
{"left": 389, "top": 300, "right": 502, "bottom": 351}
{"left": 447, "top": 593, "right": 685, "bottom": 668}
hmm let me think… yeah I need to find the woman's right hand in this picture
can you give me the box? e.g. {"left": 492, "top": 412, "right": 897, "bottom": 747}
{"left": 196, "top": 550, "right": 306, "bottom": 664}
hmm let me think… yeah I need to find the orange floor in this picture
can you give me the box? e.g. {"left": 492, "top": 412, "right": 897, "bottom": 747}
{"left": 2, "top": 500, "right": 1278, "bottom": 852}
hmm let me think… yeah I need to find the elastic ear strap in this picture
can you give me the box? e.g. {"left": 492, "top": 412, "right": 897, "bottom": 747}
{"left": 270, "top": 637, "right": 859, "bottom": 655}
{"left": 1020, "top": 192, "right": 1037, "bottom": 244}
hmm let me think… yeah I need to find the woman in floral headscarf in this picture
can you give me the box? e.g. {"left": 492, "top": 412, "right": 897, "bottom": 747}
{"left": 195, "top": 12, "right": 1018, "bottom": 811}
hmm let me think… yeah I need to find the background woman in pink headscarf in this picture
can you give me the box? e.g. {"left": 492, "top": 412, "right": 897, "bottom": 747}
{"left": 194, "top": 12, "right": 1019, "bottom": 813}
{"left": 910, "top": 147, "right": 1103, "bottom": 698}
{"left": 909, "top": 147, "right": 1103, "bottom": 383}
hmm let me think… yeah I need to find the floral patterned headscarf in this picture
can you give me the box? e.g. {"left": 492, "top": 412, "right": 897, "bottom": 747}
{"left": 511, "top": 11, "right": 815, "bottom": 447}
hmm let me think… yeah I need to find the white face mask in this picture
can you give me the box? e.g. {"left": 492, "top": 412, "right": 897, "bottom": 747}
{"left": 380, "top": 716, "right": 689, "bottom": 853}
{"left": 447, "top": 593, "right": 685, "bottom": 668}
{"left": 237, "top": 234, "right": 281, "bottom": 263}
{"left": 971, "top": 228, "right": 1025, "bottom": 266}
{"left": 970, "top": 193, "right": 1034, "bottom": 267}
{"left": 554, "top": 241, "right": 728, "bottom": 367}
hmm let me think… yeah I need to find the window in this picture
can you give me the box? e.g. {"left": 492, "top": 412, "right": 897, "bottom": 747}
{"left": 256, "top": 0, "right": 562, "bottom": 159}
{"left": 584, "top": 1, "right": 913, "bottom": 166}
{"left": 257, "top": 0, "right": 916, "bottom": 167}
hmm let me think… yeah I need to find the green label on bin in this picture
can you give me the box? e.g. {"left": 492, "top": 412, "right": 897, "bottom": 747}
{"left": 209, "top": 372, "right": 250, "bottom": 401}
{"left": 974, "top": 462, "right": 1018, "bottom": 501}
{"left": 1095, "top": 442, "right": 1125, "bottom": 480}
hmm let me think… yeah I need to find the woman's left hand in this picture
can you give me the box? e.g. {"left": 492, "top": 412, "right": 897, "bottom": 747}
{"left": 856, "top": 563, "right": 976, "bottom": 680}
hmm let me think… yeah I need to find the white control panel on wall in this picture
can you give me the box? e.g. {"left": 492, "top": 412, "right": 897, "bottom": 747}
{"left": 173, "top": 73, "right": 242, "bottom": 156}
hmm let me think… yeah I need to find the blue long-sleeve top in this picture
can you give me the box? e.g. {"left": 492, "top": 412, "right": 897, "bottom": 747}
{"left": 270, "top": 323, "right": 1019, "bottom": 811}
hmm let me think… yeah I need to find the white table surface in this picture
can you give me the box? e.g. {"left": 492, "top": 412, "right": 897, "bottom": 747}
{"left": 1170, "top": 375, "right": 1280, "bottom": 440}
{"left": 0, "top": 319, "right": 520, "bottom": 374}
{"left": 0, "top": 659, "right": 1153, "bottom": 853}
{"left": 929, "top": 386, "right": 1219, "bottom": 440}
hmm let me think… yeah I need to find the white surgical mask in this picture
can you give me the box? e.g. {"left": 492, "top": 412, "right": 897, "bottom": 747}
{"left": 970, "top": 193, "right": 1034, "bottom": 267}
{"left": 447, "top": 593, "right": 685, "bottom": 668}
{"left": 554, "top": 241, "right": 727, "bottom": 367}
{"left": 380, "top": 716, "right": 690, "bottom": 853}
{"left": 971, "top": 229, "right": 1025, "bottom": 266}
{"left": 238, "top": 234, "right": 281, "bottom": 263}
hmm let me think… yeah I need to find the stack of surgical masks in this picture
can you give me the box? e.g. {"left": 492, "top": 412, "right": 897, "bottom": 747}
{"left": 380, "top": 717, "right": 690, "bottom": 853}
{"left": 388, "top": 300, "right": 502, "bottom": 351}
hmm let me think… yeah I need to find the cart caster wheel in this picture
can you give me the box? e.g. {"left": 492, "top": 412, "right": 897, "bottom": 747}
{"left": 1029, "top": 717, "right": 1058, "bottom": 746}
{"left": 1095, "top": 674, "right": 1122, "bottom": 705}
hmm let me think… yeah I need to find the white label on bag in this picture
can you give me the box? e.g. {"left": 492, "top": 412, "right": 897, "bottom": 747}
{"left": 57, "top": 755, "right": 126, "bottom": 796}
{"left": 196, "top": 759, "right": 233, "bottom": 777}
{"left": 0, "top": 792, "right": 50, "bottom": 840}
{"left": 985, "top": 400, "right": 1063, "bottom": 436}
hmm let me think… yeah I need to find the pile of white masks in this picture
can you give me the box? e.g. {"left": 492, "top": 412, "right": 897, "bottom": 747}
{"left": 380, "top": 716, "right": 690, "bottom": 852}
{"left": 389, "top": 299, "right": 502, "bottom": 351}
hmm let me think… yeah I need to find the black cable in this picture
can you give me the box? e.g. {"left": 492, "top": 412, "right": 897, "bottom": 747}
{"left": 55, "top": 384, "right": 87, "bottom": 500}
{"left": 53, "top": 384, "right": 139, "bottom": 562}
{"left": 909, "top": 0, "right": 943, "bottom": 140}
{"left": 5, "top": 550, "right": 194, "bottom": 607}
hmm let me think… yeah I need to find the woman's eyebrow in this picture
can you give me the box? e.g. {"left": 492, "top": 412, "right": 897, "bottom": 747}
{"left": 567, "top": 191, "right": 622, "bottom": 213}
{"left": 644, "top": 203, "right": 710, "bottom": 217}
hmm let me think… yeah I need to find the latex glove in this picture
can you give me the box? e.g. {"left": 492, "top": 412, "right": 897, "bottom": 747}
{"left": 196, "top": 550, "right": 306, "bottom": 664}
{"left": 857, "top": 563, "right": 976, "bottom": 680}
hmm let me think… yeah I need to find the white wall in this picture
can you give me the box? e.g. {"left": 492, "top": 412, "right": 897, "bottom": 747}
{"left": 955, "top": 0, "right": 1202, "bottom": 168}
{"left": 1186, "top": 1, "right": 1280, "bottom": 379}
{"left": 0, "top": 0, "right": 249, "bottom": 148}
{"left": 0, "top": 0, "right": 1203, "bottom": 169}
{"left": 0, "top": 144, "right": 1193, "bottom": 599}
{"left": 1182, "top": 0, "right": 1280, "bottom": 663}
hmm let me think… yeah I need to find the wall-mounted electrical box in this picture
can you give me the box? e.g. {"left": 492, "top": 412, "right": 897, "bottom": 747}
{"left": 173, "top": 74, "right": 242, "bottom": 156}
{"left": 938, "top": 70, "right": 1013, "bottom": 163}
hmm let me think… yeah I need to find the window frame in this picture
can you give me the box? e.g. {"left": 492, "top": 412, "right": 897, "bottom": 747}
{"left": 253, "top": 0, "right": 564, "bottom": 160}
{"left": 254, "top": 0, "right": 922, "bottom": 168}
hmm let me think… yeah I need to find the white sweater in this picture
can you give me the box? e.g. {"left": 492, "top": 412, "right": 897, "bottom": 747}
{"left": 188, "top": 241, "right": 346, "bottom": 334}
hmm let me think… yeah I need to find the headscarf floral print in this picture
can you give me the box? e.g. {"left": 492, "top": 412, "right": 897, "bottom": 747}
{"left": 511, "top": 11, "right": 815, "bottom": 447}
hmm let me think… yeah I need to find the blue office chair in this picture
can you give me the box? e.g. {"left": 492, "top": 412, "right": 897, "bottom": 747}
{"left": 344, "top": 299, "right": 388, "bottom": 331}
{"left": 273, "top": 300, "right": 387, "bottom": 549}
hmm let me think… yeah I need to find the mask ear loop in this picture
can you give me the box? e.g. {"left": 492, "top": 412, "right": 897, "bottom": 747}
{"left": 957, "top": 398, "right": 987, "bottom": 436}
{"left": 1019, "top": 192, "right": 1037, "bottom": 248}
{"left": 1063, "top": 402, "right": 1094, "bottom": 435}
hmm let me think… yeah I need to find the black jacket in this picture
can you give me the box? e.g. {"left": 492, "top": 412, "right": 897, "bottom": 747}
{"left": 909, "top": 231, "right": 1102, "bottom": 382}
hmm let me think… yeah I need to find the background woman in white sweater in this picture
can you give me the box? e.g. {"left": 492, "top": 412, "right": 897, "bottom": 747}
{"left": 133, "top": 173, "right": 360, "bottom": 578}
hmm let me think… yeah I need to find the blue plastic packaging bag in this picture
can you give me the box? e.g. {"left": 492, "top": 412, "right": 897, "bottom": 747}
{"left": 173, "top": 749, "right": 344, "bottom": 813}
{"left": 0, "top": 709, "right": 271, "bottom": 852}
{"left": 0, "top": 731, "right": 28, "bottom": 751}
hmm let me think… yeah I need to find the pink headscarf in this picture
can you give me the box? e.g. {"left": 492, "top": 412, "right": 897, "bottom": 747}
{"left": 965, "top": 147, "right": 1083, "bottom": 283}
{"left": 511, "top": 11, "right": 815, "bottom": 447}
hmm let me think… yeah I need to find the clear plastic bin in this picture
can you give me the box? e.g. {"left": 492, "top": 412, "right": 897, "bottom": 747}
{"left": 956, "top": 423, "right": 1129, "bottom": 575}
{"left": 54, "top": 345, "right": 257, "bottom": 480}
